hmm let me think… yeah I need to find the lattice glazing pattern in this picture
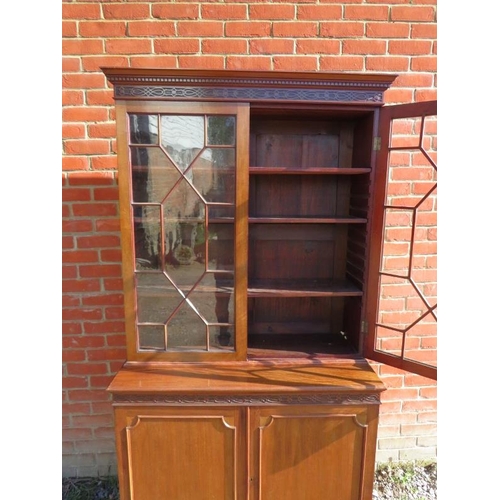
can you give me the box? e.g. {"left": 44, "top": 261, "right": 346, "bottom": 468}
{"left": 129, "top": 113, "right": 236, "bottom": 352}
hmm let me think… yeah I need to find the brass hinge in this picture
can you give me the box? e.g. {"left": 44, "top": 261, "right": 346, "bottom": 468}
{"left": 361, "top": 320, "right": 368, "bottom": 335}
{"left": 373, "top": 137, "right": 381, "bottom": 151}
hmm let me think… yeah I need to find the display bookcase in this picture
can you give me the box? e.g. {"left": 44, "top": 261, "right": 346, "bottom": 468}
{"left": 103, "top": 68, "right": 437, "bottom": 500}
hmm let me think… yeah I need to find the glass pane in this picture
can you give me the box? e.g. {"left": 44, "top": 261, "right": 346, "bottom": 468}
{"left": 129, "top": 114, "right": 158, "bottom": 144}
{"left": 134, "top": 205, "right": 161, "bottom": 270}
{"left": 131, "top": 146, "right": 181, "bottom": 203}
{"left": 207, "top": 223, "right": 234, "bottom": 271}
{"left": 138, "top": 325, "right": 165, "bottom": 350}
{"left": 167, "top": 302, "right": 207, "bottom": 350}
{"left": 207, "top": 115, "right": 235, "bottom": 146}
{"left": 389, "top": 116, "right": 422, "bottom": 149}
{"left": 188, "top": 273, "right": 235, "bottom": 324}
{"left": 210, "top": 325, "right": 234, "bottom": 349}
{"left": 381, "top": 208, "right": 413, "bottom": 278}
{"left": 135, "top": 273, "right": 183, "bottom": 324}
{"left": 191, "top": 148, "right": 235, "bottom": 204}
{"left": 160, "top": 115, "right": 204, "bottom": 172}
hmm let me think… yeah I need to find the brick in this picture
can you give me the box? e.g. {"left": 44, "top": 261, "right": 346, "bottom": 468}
{"left": 65, "top": 139, "right": 110, "bottom": 156}
{"left": 250, "top": 39, "right": 294, "bottom": 55}
{"left": 79, "top": 264, "right": 122, "bottom": 278}
{"left": 104, "top": 305, "right": 125, "bottom": 320}
{"left": 320, "top": 56, "right": 364, "bottom": 71}
{"left": 62, "top": 266, "right": 78, "bottom": 280}
{"left": 62, "top": 3, "right": 101, "bottom": 20}
{"left": 389, "top": 40, "right": 433, "bottom": 55}
{"left": 366, "top": 22, "right": 410, "bottom": 38}
{"left": 154, "top": 38, "right": 199, "bottom": 54}
{"left": 90, "top": 375, "right": 115, "bottom": 389}
{"left": 62, "top": 57, "right": 81, "bottom": 73}
{"left": 63, "top": 73, "right": 106, "bottom": 89}
{"left": 320, "top": 22, "right": 364, "bottom": 38}
{"left": 101, "top": 249, "right": 122, "bottom": 262}
{"left": 298, "top": 5, "right": 342, "bottom": 20}
{"left": 93, "top": 187, "right": 119, "bottom": 201}
{"left": 342, "top": 40, "right": 387, "bottom": 55}
{"left": 128, "top": 21, "right": 176, "bottom": 36}
{"left": 62, "top": 296, "right": 80, "bottom": 308}
{"left": 411, "top": 23, "right": 437, "bottom": 39}
{"left": 417, "top": 411, "right": 437, "bottom": 423}
{"left": 273, "top": 22, "right": 317, "bottom": 38}
{"left": 62, "top": 428, "right": 93, "bottom": 441}
{"left": 63, "top": 39, "right": 104, "bottom": 56}
{"left": 249, "top": 4, "right": 295, "bottom": 19}
{"left": 399, "top": 448, "right": 436, "bottom": 460}
{"left": 378, "top": 437, "right": 416, "bottom": 449}
{"left": 62, "top": 124, "right": 85, "bottom": 139}
{"left": 106, "top": 334, "right": 127, "bottom": 346}
{"left": 84, "top": 321, "right": 126, "bottom": 335}
{"left": 68, "top": 172, "right": 115, "bottom": 186}
{"left": 67, "top": 362, "right": 109, "bottom": 376}
{"left": 384, "top": 88, "right": 414, "bottom": 104}
{"left": 63, "top": 107, "right": 108, "bottom": 122}
{"left": 130, "top": 56, "right": 177, "bottom": 68}
{"left": 63, "top": 351, "right": 86, "bottom": 363}
{"left": 420, "top": 386, "right": 437, "bottom": 399}
{"left": 177, "top": 21, "right": 223, "bottom": 36}
{"left": 415, "top": 89, "right": 437, "bottom": 101}
{"left": 81, "top": 55, "right": 129, "bottom": 72}
{"left": 88, "top": 123, "right": 117, "bottom": 139}
{"left": 345, "top": 5, "right": 389, "bottom": 20}
{"left": 202, "top": 4, "right": 247, "bottom": 20}
{"left": 379, "top": 412, "right": 417, "bottom": 425}
{"left": 393, "top": 73, "right": 434, "bottom": 87}
{"left": 63, "top": 156, "right": 89, "bottom": 172}
{"left": 202, "top": 39, "right": 248, "bottom": 54}
{"left": 226, "top": 21, "right": 271, "bottom": 37}
{"left": 96, "top": 219, "right": 121, "bottom": 232}
{"left": 63, "top": 335, "right": 106, "bottom": 349}
{"left": 297, "top": 39, "right": 340, "bottom": 54}
{"left": 152, "top": 3, "right": 199, "bottom": 19}
{"left": 226, "top": 57, "right": 272, "bottom": 71}
{"left": 90, "top": 156, "right": 117, "bottom": 170}
{"left": 72, "top": 203, "right": 117, "bottom": 217}
{"left": 82, "top": 294, "right": 123, "bottom": 307}
{"left": 402, "top": 399, "right": 437, "bottom": 412}
{"left": 63, "top": 188, "right": 92, "bottom": 202}
{"left": 62, "top": 402, "right": 91, "bottom": 416}
{"left": 62, "top": 322, "right": 82, "bottom": 335}
{"left": 103, "top": 4, "right": 150, "bottom": 20}
{"left": 106, "top": 39, "right": 152, "bottom": 55}
{"left": 77, "top": 235, "right": 120, "bottom": 248}
{"left": 273, "top": 56, "right": 318, "bottom": 71}
{"left": 178, "top": 56, "right": 225, "bottom": 70}
{"left": 73, "top": 414, "right": 114, "bottom": 427}
{"left": 63, "top": 376, "right": 88, "bottom": 389}
{"left": 391, "top": 6, "right": 436, "bottom": 22}
{"left": 86, "top": 346, "right": 127, "bottom": 358}
{"left": 381, "top": 388, "right": 419, "bottom": 402}
{"left": 63, "top": 250, "right": 99, "bottom": 264}
{"left": 63, "top": 21, "right": 77, "bottom": 37}
{"left": 68, "top": 390, "right": 111, "bottom": 402}
{"left": 79, "top": 21, "right": 126, "bottom": 37}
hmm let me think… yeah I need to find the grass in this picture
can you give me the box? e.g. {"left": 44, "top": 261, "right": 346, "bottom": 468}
{"left": 62, "top": 461, "right": 437, "bottom": 500}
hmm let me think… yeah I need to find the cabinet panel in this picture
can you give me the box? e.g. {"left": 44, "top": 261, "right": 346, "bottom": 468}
{"left": 250, "top": 406, "right": 379, "bottom": 500}
{"left": 115, "top": 407, "right": 246, "bottom": 500}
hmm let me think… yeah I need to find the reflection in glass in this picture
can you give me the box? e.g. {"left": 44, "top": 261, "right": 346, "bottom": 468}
{"left": 134, "top": 205, "right": 161, "bottom": 270}
{"left": 167, "top": 302, "right": 207, "bottom": 349}
{"left": 131, "top": 146, "right": 181, "bottom": 203}
{"left": 207, "top": 116, "right": 235, "bottom": 146}
{"left": 191, "top": 148, "right": 235, "bottom": 204}
{"left": 138, "top": 325, "right": 165, "bottom": 350}
{"left": 129, "top": 114, "right": 158, "bottom": 144}
{"left": 207, "top": 223, "right": 234, "bottom": 271}
{"left": 210, "top": 326, "right": 234, "bottom": 349}
{"left": 135, "top": 273, "right": 182, "bottom": 324}
{"left": 161, "top": 115, "right": 204, "bottom": 172}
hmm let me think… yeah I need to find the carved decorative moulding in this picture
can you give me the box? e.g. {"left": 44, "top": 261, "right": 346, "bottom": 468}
{"left": 102, "top": 68, "right": 396, "bottom": 105}
{"left": 112, "top": 393, "right": 381, "bottom": 406}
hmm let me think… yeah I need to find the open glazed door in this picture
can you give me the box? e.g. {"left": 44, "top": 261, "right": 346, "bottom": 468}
{"left": 365, "top": 100, "right": 437, "bottom": 380}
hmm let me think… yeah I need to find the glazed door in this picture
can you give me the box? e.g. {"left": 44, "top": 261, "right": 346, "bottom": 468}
{"left": 116, "top": 101, "right": 249, "bottom": 362}
{"left": 249, "top": 405, "right": 379, "bottom": 500}
{"left": 365, "top": 100, "right": 437, "bottom": 380}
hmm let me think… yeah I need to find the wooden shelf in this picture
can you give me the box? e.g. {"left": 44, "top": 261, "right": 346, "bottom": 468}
{"left": 249, "top": 167, "right": 371, "bottom": 175}
{"left": 248, "top": 280, "right": 363, "bottom": 298}
{"left": 249, "top": 216, "right": 367, "bottom": 224}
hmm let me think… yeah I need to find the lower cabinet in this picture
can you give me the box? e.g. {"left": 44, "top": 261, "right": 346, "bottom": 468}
{"left": 113, "top": 403, "right": 379, "bottom": 500}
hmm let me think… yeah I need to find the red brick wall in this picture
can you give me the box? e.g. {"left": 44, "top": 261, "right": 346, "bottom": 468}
{"left": 62, "top": 0, "right": 437, "bottom": 477}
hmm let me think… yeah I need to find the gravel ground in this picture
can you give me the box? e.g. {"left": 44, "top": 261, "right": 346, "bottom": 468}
{"left": 63, "top": 461, "right": 437, "bottom": 499}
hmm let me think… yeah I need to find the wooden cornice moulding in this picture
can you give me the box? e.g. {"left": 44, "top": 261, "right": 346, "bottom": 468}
{"left": 101, "top": 68, "right": 397, "bottom": 105}
{"left": 112, "top": 393, "right": 381, "bottom": 406}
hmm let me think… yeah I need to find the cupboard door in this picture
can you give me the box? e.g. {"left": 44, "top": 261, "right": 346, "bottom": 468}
{"left": 249, "top": 405, "right": 379, "bottom": 500}
{"left": 116, "top": 101, "right": 249, "bottom": 362}
{"left": 114, "top": 406, "right": 246, "bottom": 500}
{"left": 365, "top": 100, "right": 437, "bottom": 380}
